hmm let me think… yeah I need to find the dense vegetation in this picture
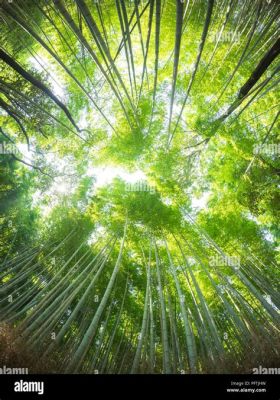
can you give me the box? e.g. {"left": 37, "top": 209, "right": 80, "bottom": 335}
{"left": 0, "top": 0, "right": 279, "bottom": 374}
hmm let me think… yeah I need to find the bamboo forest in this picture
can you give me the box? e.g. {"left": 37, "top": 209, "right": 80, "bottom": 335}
{"left": 0, "top": 0, "right": 279, "bottom": 376}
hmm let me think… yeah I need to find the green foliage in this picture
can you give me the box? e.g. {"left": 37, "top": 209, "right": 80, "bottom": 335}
{"left": 0, "top": 0, "right": 279, "bottom": 374}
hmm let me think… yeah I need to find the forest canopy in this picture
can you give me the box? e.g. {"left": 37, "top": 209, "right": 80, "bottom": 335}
{"left": 0, "top": 0, "right": 279, "bottom": 374}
